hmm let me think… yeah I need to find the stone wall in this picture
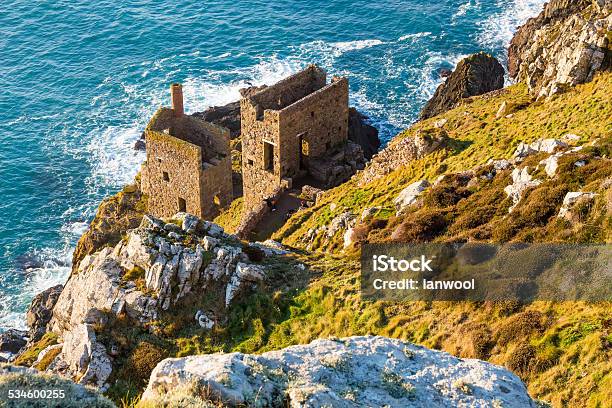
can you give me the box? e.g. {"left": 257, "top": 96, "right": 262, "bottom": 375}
{"left": 142, "top": 130, "right": 204, "bottom": 217}
{"left": 200, "top": 155, "right": 233, "bottom": 219}
{"left": 248, "top": 65, "right": 326, "bottom": 110}
{"left": 142, "top": 107, "right": 232, "bottom": 219}
{"left": 240, "top": 104, "right": 282, "bottom": 207}
{"left": 279, "top": 77, "right": 349, "bottom": 175}
{"left": 241, "top": 66, "right": 349, "bottom": 214}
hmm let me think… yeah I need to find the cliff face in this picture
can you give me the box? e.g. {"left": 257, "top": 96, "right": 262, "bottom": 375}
{"left": 508, "top": 0, "right": 611, "bottom": 98}
{"left": 71, "top": 180, "right": 147, "bottom": 274}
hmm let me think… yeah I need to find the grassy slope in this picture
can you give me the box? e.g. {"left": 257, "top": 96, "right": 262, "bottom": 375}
{"left": 273, "top": 75, "right": 611, "bottom": 251}
{"left": 227, "top": 73, "right": 612, "bottom": 408}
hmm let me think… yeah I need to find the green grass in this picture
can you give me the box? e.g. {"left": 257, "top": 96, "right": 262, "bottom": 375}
{"left": 13, "top": 333, "right": 58, "bottom": 367}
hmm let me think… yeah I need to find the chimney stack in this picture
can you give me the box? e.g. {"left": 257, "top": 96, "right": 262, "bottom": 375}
{"left": 170, "top": 83, "right": 184, "bottom": 117}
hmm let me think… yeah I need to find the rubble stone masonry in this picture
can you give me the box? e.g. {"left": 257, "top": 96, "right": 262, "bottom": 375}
{"left": 240, "top": 65, "right": 349, "bottom": 210}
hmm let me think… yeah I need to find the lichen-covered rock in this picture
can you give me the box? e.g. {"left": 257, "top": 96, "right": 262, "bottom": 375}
{"left": 420, "top": 52, "right": 505, "bottom": 120}
{"left": 504, "top": 167, "right": 542, "bottom": 211}
{"left": 558, "top": 191, "right": 598, "bottom": 219}
{"left": 508, "top": 0, "right": 611, "bottom": 98}
{"left": 225, "top": 263, "right": 265, "bottom": 306}
{"left": 50, "top": 324, "right": 112, "bottom": 389}
{"left": 142, "top": 336, "right": 537, "bottom": 408}
{"left": 394, "top": 180, "right": 430, "bottom": 215}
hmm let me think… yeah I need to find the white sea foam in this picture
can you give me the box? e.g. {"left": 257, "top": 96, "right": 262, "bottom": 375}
{"left": 0, "top": 247, "right": 71, "bottom": 331}
{"left": 478, "top": 0, "right": 546, "bottom": 49}
{"left": 398, "top": 32, "right": 432, "bottom": 42}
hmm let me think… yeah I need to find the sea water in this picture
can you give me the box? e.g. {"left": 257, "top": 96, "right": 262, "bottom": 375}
{"left": 0, "top": 0, "right": 546, "bottom": 330}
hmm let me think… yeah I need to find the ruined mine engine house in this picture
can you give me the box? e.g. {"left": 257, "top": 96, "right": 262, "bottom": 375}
{"left": 142, "top": 65, "right": 355, "bottom": 229}
{"left": 240, "top": 65, "right": 350, "bottom": 207}
{"left": 141, "top": 83, "right": 233, "bottom": 219}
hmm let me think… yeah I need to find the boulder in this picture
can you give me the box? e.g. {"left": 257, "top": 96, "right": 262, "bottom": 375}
{"left": 504, "top": 167, "right": 542, "bottom": 211}
{"left": 394, "top": 180, "right": 430, "bottom": 215}
{"left": 0, "top": 329, "right": 27, "bottom": 354}
{"left": 348, "top": 108, "right": 380, "bottom": 159}
{"left": 195, "top": 310, "right": 215, "bottom": 329}
{"left": 225, "top": 263, "right": 265, "bottom": 306}
{"left": 26, "top": 285, "right": 63, "bottom": 343}
{"left": 142, "top": 336, "right": 537, "bottom": 408}
{"left": 53, "top": 323, "right": 112, "bottom": 389}
{"left": 558, "top": 192, "right": 598, "bottom": 219}
{"left": 420, "top": 52, "right": 505, "bottom": 120}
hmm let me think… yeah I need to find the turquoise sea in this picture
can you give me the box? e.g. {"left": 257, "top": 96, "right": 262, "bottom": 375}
{"left": 0, "top": 0, "right": 546, "bottom": 330}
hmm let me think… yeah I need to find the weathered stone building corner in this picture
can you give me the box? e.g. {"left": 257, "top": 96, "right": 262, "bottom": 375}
{"left": 141, "top": 83, "right": 233, "bottom": 219}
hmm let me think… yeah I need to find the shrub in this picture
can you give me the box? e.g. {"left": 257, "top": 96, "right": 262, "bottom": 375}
{"left": 496, "top": 310, "right": 547, "bottom": 346}
{"left": 390, "top": 209, "right": 449, "bottom": 242}
{"left": 507, "top": 343, "right": 536, "bottom": 376}
{"left": 126, "top": 341, "right": 167, "bottom": 385}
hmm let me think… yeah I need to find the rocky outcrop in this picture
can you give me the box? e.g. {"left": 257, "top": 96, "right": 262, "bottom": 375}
{"left": 72, "top": 182, "right": 146, "bottom": 275}
{"left": 508, "top": 0, "right": 611, "bottom": 98}
{"left": 43, "top": 213, "right": 293, "bottom": 388}
{"left": 0, "top": 329, "right": 27, "bottom": 355}
{"left": 558, "top": 191, "right": 598, "bottom": 219}
{"left": 142, "top": 336, "right": 537, "bottom": 408}
{"left": 394, "top": 180, "right": 430, "bottom": 216}
{"left": 359, "top": 129, "right": 446, "bottom": 186}
{"left": 26, "top": 284, "right": 62, "bottom": 343}
{"left": 420, "top": 52, "right": 505, "bottom": 120}
{"left": 348, "top": 108, "right": 380, "bottom": 159}
{"left": 504, "top": 167, "right": 542, "bottom": 212}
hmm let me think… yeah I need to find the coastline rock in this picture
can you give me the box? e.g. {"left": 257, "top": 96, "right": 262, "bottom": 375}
{"left": 0, "top": 329, "right": 27, "bottom": 354}
{"left": 72, "top": 181, "right": 146, "bottom": 275}
{"left": 348, "top": 108, "right": 380, "bottom": 159}
{"left": 420, "top": 52, "right": 505, "bottom": 120}
{"left": 26, "top": 284, "right": 63, "bottom": 343}
{"left": 508, "top": 0, "right": 611, "bottom": 98}
{"left": 142, "top": 336, "right": 537, "bottom": 408}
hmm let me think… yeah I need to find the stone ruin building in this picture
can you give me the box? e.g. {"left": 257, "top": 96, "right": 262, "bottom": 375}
{"left": 240, "top": 65, "right": 363, "bottom": 220}
{"left": 141, "top": 84, "right": 232, "bottom": 219}
{"left": 142, "top": 65, "right": 369, "bottom": 234}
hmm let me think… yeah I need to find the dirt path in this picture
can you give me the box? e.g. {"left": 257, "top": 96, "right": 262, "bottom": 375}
{"left": 252, "top": 191, "right": 302, "bottom": 241}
